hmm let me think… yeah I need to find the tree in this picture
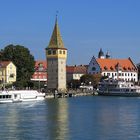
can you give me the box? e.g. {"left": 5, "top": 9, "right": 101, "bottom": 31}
{"left": 67, "top": 79, "right": 81, "bottom": 89}
{"left": 0, "top": 44, "right": 35, "bottom": 88}
{"left": 80, "top": 74, "right": 101, "bottom": 88}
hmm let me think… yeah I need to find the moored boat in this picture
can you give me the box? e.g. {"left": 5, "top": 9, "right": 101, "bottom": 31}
{"left": 0, "top": 90, "right": 45, "bottom": 103}
{"left": 97, "top": 79, "right": 140, "bottom": 97}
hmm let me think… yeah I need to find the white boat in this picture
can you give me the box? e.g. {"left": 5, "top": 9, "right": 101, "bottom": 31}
{"left": 0, "top": 90, "right": 45, "bottom": 103}
{"left": 97, "top": 79, "right": 140, "bottom": 96}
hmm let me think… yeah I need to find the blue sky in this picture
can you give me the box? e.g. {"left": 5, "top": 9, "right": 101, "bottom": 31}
{"left": 0, "top": 0, "right": 140, "bottom": 65}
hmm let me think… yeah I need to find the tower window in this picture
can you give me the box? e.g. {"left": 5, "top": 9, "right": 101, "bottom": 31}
{"left": 60, "top": 50, "right": 62, "bottom": 54}
{"left": 63, "top": 51, "right": 65, "bottom": 54}
{"left": 48, "top": 50, "right": 51, "bottom": 55}
{"left": 53, "top": 50, "right": 56, "bottom": 55}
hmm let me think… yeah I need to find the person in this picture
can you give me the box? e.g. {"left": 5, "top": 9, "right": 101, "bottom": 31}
{"left": 1, "top": 86, "right": 4, "bottom": 91}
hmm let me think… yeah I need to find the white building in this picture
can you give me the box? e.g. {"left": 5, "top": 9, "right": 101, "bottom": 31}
{"left": 88, "top": 49, "right": 138, "bottom": 82}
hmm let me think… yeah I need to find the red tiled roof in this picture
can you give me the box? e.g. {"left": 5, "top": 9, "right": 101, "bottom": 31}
{"left": 0, "top": 61, "right": 12, "bottom": 68}
{"left": 96, "top": 58, "right": 137, "bottom": 71}
{"left": 67, "top": 65, "right": 87, "bottom": 74}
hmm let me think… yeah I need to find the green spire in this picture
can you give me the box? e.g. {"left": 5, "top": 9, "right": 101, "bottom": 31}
{"left": 48, "top": 17, "right": 65, "bottom": 49}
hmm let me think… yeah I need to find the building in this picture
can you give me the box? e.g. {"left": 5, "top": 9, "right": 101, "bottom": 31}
{"left": 88, "top": 49, "right": 138, "bottom": 82}
{"left": 45, "top": 17, "right": 67, "bottom": 92}
{"left": 0, "top": 61, "right": 16, "bottom": 84}
{"left": 31, "top": 60, "right": 47, "bottom": 82}
{"left": 66, "top": 65, "right": 87, "bottom": 82}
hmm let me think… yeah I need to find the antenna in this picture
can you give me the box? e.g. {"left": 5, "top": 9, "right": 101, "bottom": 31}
{"left": 56, "top": 10, "right": 59, "bottom": 20}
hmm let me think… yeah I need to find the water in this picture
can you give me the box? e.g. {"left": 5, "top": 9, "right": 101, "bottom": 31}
{"left": 0, "top": 96, "right": 140, "bottom": 140}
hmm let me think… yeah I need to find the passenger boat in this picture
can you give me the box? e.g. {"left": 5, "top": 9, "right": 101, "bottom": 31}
{"left": 0, "top": 90, "right": 45, "bottom": 103}
{"left": 97, "top": 79, "right": 140, "bottom": 96}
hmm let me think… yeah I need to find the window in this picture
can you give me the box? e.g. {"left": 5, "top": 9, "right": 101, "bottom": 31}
{"left": 48, "top": 50, "right": 51, "bottom": 55}
{"left": 107, "top": 73, "right": 110, "bottom": 76}
{"left": 10, "top": 64, "right": 12, "bottom": 69}
{"left": 53, "top": 50, "right": 56, "bottom": 55}
{"left": 10, "top": 74, "right": 14, "bottom": 78}
{"left": 92, "top": 67, "right": 96, "bottom": 71}
{"left": 60, "top": 50, "right": 62, "bottom": 54}
{"left": 63, "top": 51, "right": 65, "bottom": 54}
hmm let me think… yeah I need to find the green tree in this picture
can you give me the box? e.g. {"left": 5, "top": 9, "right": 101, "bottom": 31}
{"left": 0, "top": 44, "right": 35, "bottom": 88}
{"left": 67, "top": 79, "right": 81, "bottom": 89}
{"left": 80, "top": 74, "right": 101, "bottom": 88}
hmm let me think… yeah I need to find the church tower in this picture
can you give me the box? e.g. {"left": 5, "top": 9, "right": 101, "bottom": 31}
{"left": 46, "top": 17, "right": 67, "bottom": 92}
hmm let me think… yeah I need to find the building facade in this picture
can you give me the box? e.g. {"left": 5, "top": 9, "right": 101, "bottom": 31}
{"left": 88, "top": 49, "right": 138, "bottom": 82}
{"left": 46, "top": 18, "right": 67, "bottom": 92}
{"left": 31, "top": 60, "right": 47, "bottom": 82}
{"left": 0, "top": 61, "right": 16, "bottom": 84}
{"left": 66, "top": 65, "right": 87, "bottom": 82}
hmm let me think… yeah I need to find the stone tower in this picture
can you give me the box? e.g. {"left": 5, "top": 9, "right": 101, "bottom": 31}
{"left": 46, "top": 18, "right": 67, "bottom": 92}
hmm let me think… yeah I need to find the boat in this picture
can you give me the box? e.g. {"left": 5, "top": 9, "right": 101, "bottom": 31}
{"left": 97, "top": 79, "right": 140, "bottom": 96}
{"left": 0, "top": 90, "right": 45, "bottom": 103}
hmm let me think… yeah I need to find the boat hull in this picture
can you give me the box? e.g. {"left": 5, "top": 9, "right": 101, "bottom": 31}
{"left": 98, "top": 91, "right": 140, "bottom": 97}
{"left": 0, "top": 90, "right": 45, "bottom": 103}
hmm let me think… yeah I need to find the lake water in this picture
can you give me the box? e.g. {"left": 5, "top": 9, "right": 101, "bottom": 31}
{"left": 0, "top": 96, "right": 140, "bottom": 140}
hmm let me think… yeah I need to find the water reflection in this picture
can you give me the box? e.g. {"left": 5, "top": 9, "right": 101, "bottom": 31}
{"left": 92, "top": 97, "right": 140, "bottom": 140}
{"left": 0, "top": 97, "right": 140, "bottom": 140}
{"left": 46, "top": 98, "right": 69, "bottom": 140}
{"left": 0, "top": 101, "right": 48, "bottom": 140}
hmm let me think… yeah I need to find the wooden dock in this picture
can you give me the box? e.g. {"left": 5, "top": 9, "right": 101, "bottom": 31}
{"left": 45, "top": 89, "right": 97, "bottom": 99}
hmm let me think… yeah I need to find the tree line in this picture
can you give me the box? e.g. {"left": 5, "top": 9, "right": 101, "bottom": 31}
{"left": 0, "top": 44, "right": 35, "bottom": 88}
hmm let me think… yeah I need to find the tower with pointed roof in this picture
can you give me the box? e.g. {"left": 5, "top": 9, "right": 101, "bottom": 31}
{"left": 106, "top": 51, "right": 110, "bottom": 59}
{"left": 46, "top": 17, "right": 67, "bottom": 92}
{"left": 98, "top": 48, "right": 105, "bottom": 59}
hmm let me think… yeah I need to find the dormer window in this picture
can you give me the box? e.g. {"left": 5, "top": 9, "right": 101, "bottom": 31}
{"left": 123, "top": 67, "right": 127, "bottom": 70}
{"left": 110, "top": 66, "right": 113, "bottom": 70}
{"left": 104, "top": 66, "right": 107, "bottom": 70}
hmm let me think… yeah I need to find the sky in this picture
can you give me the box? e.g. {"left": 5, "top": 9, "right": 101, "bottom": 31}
{"left": 0, "top": 0, "right": 140, "bottom": 65}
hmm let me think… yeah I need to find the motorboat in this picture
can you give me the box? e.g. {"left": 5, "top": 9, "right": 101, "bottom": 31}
{"left": 0, "top": 90, "right": 45, "bottom": 103}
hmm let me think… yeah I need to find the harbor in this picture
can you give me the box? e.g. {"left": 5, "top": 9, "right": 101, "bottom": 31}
{"left": 0, "top": 96, "right": 140, "bottom": 140}
{"left": 0, "top": 1, "right": 140, "bottom": 140}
